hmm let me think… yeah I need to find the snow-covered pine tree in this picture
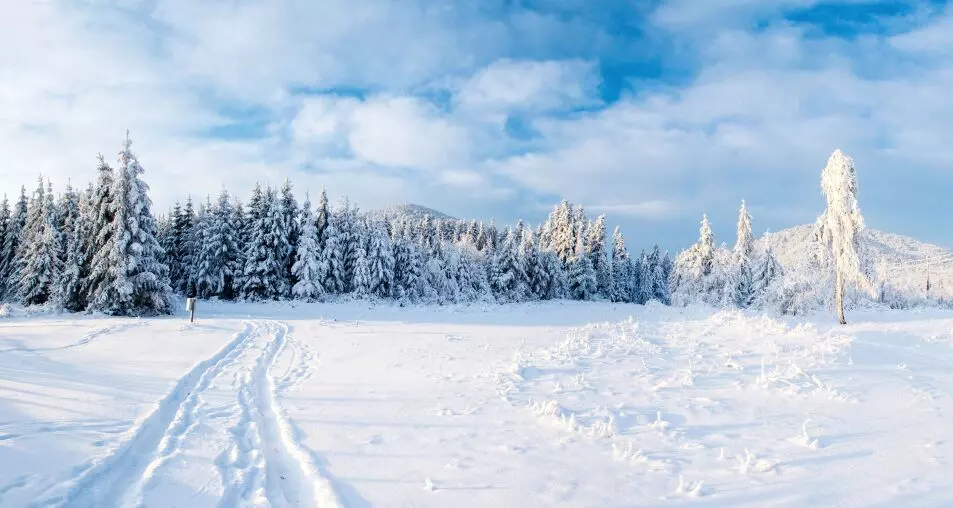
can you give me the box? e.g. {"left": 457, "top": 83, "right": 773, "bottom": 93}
{"left": 291, "top": 195, "right": 327, "bottom": 301}
{"left": 315, "top": 188, "right": 330, "bottom": 251}
{"left": 241, "top": 184, "right": 268, "bottom": 300}
{"left": 351, "top": 227, "right": 372, "bottom": 298}
{"left": 84, "top": 155, "right": 116, "bottom": 302}
{"left": 818, "top": 149, "right": 872, "bottom": 324}
{"left": 587, "top": 215, "right": 611, "bottom": 299}
{"left": 230, "top": 198, "right": 246, "bottom": 293}
{"left": 609, "top": 227, "right": 631, "bottom": 303}
{"left": 752, "top": 248, "right": 783, "bottom": 302}
{"left": 264, "top": 187, "right": 288, "bottom": 299}
{"left": 195, "top": 190, "right": 242, "bottom": 299}
{"left": 17, "top": 179, "right": 63, "bottom": 306}
{"left": 670, "top": 214, "right": 717, "bottom": 305}
{"left": 87, "top": 133, "right": 172, "bottom": 315}
{"left": 391, "top": 236, "right": 421, "bottom": 302}
{"left": 0, "top": 188, "right": 29, "bottom": 301}
{"left": 364, "top": 220, "right": 395, "bottom": 298}
{"left": 278, "top": 180, "right": 300, "bottom": 297}
{"left": 652, "top": 249, "right": 671, "bottom": 305}
{"left": 489, "top": 227, "right": 527, "bottom": 302}
{"left": 519, "top": 229, "right": 541, "bottom": 300}
{"left": 725, "top": 201, "right": 755, "bottom": 307}
{"left": 0, "top": 196, "right": 10, "bottom": 299}
{"left": 321, "top": 212, "right": 347, "bottom": 295}
{"left": 568, "top": 234, "right": 597, "bottom": 300}
{"left": 53, "top": 184, "right": 85, "bottom": 310}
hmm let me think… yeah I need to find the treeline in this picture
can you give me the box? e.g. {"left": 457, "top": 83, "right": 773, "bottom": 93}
{"left": 0, "top": 133, "right": 672, "bottom": 316}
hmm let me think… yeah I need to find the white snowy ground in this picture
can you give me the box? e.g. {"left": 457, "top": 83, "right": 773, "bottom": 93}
{"left": 2, "top": 302, "right": 953, "bottom": 507}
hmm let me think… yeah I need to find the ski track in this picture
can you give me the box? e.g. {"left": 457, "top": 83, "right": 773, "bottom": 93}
{"left": 24, "top": 319, "right": 342, "bottom": 508}
{"left": 30, "top": 321, "right": 258, "bottom": 508}
{"left": 244, "top": 322, "right": 343, "bottom": 508}
{"left": 0, "top": 322, "right": 145, "bottom": 354}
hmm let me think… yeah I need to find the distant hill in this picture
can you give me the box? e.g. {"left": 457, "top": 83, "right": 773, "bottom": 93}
{"left": 758, "top": 225, "right": 953, "bottom": 299}
{"left": 369, "top": 204, "right": 456, "bottom": 222}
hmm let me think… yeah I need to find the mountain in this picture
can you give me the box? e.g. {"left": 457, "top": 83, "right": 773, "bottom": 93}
{"left": 758, "top": 225, "right": 953, "bottom": 299}
{"left": 369, "top": 204, "right": 457, "bottom": 222}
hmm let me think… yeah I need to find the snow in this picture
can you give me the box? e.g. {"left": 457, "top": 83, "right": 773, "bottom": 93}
{"left": 3, "top": 302, "right": 953, "bottom": 507}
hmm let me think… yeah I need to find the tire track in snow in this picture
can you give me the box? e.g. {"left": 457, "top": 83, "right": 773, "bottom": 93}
{"left": 30, "top": 321, "right": 259, "bottom": 508}
{"left": 243, "top": 321, "right": 343, "bottom": 508}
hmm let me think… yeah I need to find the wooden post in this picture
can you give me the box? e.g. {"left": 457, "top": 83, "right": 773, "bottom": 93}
{"left": 186, "top": 298, "right": 196, "bottom": 323}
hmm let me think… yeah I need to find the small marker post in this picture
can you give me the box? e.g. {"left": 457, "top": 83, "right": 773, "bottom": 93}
{"left": 186, "top": 298, "right": 196, "bottom": 323}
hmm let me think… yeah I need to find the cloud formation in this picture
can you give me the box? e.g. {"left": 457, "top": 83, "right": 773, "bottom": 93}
{"left": 1, "top": 0, "right": 951, "bottom": 250}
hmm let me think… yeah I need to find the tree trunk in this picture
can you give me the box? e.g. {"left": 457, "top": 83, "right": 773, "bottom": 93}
{"left": 836, "top": 269, "right": 847, "bottom": 325}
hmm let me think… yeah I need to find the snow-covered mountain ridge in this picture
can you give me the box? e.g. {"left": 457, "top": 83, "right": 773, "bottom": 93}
{"left": 758, "top": 224, "right": 953, "bottom": 298}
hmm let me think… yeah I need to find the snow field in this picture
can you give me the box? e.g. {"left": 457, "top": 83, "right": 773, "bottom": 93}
{"left": 2, "top": 301, "right": 953, "bottom": 507}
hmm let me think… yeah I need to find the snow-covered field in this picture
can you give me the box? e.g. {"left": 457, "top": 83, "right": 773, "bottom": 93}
{"left": 2, "top": 302, "right": 953, "bottom": 507}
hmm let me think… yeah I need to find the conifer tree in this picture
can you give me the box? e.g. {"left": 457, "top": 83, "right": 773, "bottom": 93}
{"left": 610, "top": 227, "right": 632, "bottom": 302}
{"left": 195, "top": 190, "right": 241, "bottom": 299}
{"left": 17, "top": 179, "right": 62, "bottom": 306}
{"left": 726, "top": 201, "right": 755, "bottom": 307}
{"left": 0, "top": 196, "right": 10, "bottom": 299}
{"left": 291, "top": 195, "right": 327, "bottom": 301}
{"left": 87, "top": 133, "right": 171, "bottom": 315}
{"left": 568, "top": 235, "right": 597, "bottom": 300}
{"left": 587, "top": 214, "right": 611, "bottom": 298}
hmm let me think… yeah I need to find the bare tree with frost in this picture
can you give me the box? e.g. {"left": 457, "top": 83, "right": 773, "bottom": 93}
{"left": 818, "top": 149, "right": 872, "bottom": 324}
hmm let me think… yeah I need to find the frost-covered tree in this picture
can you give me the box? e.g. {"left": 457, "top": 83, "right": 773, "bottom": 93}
{"left": 278, "top": 180, "right": 299, "bottom": 296}
{"left": 818, "top": 149, "right": 872, "bottom": 324}
{"left": 568, "top": 235, "right": 597, "bottom": 300}
{"left": 392, "top": 236, "right": 421, "bottom": 301}
{"left": 725, "top": 201, "right": 756, "bottom": 307}
{"left": 489, "top": 227, "right": 528, "bottom": 302}
{"left": 194, "top": 190, "right": 242, "bottom": 299}
{"left": 87, "top": 133, "right": 172, "bottom": 315}
{"left": 363, "top": 220, "right": 395, "bottom": 298}
{"left": 291, "top": 195, "right": 327, "bottom": 301}
{"left": 636, "top": 251, "right": 654, "bottom": 304}
{"left": 609, "top": 227, "right": 632, "bottom": 302}
{"left": 321, "top": 213, "right": 347, "bottom": 295}
{"left": 652, "top": 249, "right": 672, "bottom": 305}
{"left": 55, "top": 184, "right": 87, "bottom": 311}
{"left": 671, "top": 214, "right": 718, "bottom": 305}
{"left": 1, "top": 188, "right": 29, "bottom": 299}
{"left": 242, "top": 186, "right": 284, "bottom": 300}
{"left": 17, "top": 179, "right": 63, "bottom": 306}
{"left": 587, "top": 215, "right": 611, "bottom": 298}
{"left": 0, "top": 196, "right": 11, "bottom": 299}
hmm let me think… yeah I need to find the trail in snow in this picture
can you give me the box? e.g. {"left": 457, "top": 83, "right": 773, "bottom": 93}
{"left": 30, "top": 321, "right": 258, "bottom": 508}
{"left": 246, "top": 322, "right": 342, "bottom": 508}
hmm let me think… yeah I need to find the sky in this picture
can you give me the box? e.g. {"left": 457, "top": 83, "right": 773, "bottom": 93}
{"left": 1, "top": 0, "right": 952, "bottom": 252}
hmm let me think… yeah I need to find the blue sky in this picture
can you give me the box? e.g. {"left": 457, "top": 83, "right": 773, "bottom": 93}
{"left": 1, "top": 0, "right": 952, "bottom": 252}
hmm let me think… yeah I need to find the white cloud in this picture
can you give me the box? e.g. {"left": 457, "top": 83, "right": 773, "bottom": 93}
{"left": 455, "top": 59, "right": 601, "bottom": 115}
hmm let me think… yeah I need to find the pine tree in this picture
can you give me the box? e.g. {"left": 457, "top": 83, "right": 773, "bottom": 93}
{"left": 652, "top": 250, "right": 671, "bottom": 305}
{"left": 278, "top": 180, "right": 300, "bottom": 296}
{"left": 610, "top": 227, "right": 632, "bottom": 302}
{"left": 818, "top": 149, "right": 871, "bottom": 324}
{"left": 87, "top": 133, "right": 172, "bottom": 315}
{"left": 17, "top": 179, "right": 63, "bottom": 306}
{"left": 587, "top": 214, "right": 610, "bottom": 298}
{"left": 520, "top": 229, "right": 541, "bottom": 300}
{"left": 636, "top": 251, "right": 654, "bottom": 304}
{"left": 54, "top": 184, "right": 87, "bottom": 311}
{"left": 489, "top": 228, "right": 527, "bottom": 302}
{"left": 291, "top": 195, "right": 327, "bottom": 301}
{"left": 726, "top": 201, "right": 756, "bottom": 307}
{"left": 195, "top": 190, "right": 241, "bottom": 299}
{"left": 315, "top": 188, "right": 330, "bottom": 251}
{"left": 321, "top": 215, "right": 347, "bottom": 295}
{"left": 0, "top": 196, "right": 10, "bottom": 299}
{"left": 364, "top": 220, "right": 395, "bottom": 298}
{"left": 84, "top": 155, "right": 115, "bottom": 303}
{"left": 568, "top": 235, "right": 597, "bottom": 300}
{"left": 752, "top": 248, "right": 783, "bottom": 302}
